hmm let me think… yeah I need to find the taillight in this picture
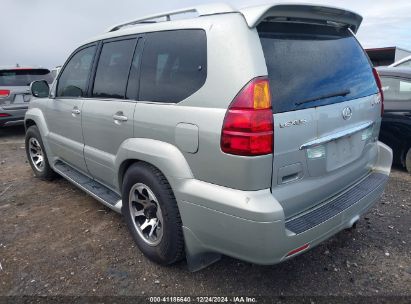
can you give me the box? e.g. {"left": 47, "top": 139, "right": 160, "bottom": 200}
{"left": 372, "top": 68, "right": 384, "bottom": 117}
{"left": 0, "top": 113, "right": 11, "bottom": 117}
{"left": 0, "top": 90, "right": 10, "bottom": 98}
{"left": 221, "top": 77, "right": 274, "bottom": 156}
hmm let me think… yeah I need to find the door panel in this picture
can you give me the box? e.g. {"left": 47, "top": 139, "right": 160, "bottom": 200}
{"left": 46, "top": 44, "right": 97, "bottom": 174}
{"left": 46, "top": 98, "right": 88, "bottom": 173}
{"left": 82, "top": 37, "right": 140, "bottom": 190}
{"left": 82, "top": 100, "right": 136, "bottom": 189}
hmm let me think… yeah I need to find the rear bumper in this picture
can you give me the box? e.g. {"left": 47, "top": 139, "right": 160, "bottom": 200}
{"left": 0, "top": 107, "right": 27, "bottom": 126}
{"left": 177, "top": 141, "right": 392, "bottom": 266}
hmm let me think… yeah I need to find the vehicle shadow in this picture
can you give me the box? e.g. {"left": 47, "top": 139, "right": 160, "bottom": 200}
{"left": 0, "top": 125, "right": 25, "bottom": 141}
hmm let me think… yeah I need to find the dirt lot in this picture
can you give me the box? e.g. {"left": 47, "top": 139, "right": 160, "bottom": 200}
{"left": 0, "top": 126, "right": 410, "bottom": 300}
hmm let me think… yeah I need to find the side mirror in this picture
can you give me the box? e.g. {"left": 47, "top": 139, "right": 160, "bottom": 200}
{"left": 30, "top": 80, "right": 50, "bottom": 98}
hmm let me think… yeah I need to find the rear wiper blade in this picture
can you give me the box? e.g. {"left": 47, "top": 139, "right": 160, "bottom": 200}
{"left": 295, "top": 89, "right": 351, "bottom": 106}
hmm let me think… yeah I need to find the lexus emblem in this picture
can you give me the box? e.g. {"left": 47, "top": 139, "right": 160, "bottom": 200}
{"left": 342, "top": 107, "right": 352, "bottom": 120}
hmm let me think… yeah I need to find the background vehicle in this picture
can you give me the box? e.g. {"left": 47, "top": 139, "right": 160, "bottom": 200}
{"left": 0, "top": 67, "right": 53, "bottom": 126}
{"left": 25, "top": 3, "right": 392, "bottom": 271}
{"left": 377, "top": 67, "right": 411, "bottom": 173}
{"left": 389, "top": 55, "right": 411, "bottom": 68}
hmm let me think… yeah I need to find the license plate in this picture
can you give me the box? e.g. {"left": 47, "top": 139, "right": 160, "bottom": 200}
{"left": 326, "top": 133, "right": 364, "bottom": 170}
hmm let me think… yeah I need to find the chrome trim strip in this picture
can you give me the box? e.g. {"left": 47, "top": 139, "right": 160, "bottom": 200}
{"left": 53, "top": 166, "right": 123, "bottom": 214}
{"left": 300, "top": 121, "right": 374, "bottom": 150}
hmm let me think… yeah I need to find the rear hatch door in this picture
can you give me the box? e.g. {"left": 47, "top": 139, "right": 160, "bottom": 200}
{"left": 258, "top": 20, "right": 380, "bottom": 218}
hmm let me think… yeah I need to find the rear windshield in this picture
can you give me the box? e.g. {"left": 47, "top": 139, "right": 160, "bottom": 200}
{"left": 258, "top": 22, "right": 378, "bottom": 113}
{"left": 0, "top": 69, "right": 53, "bottom": 86}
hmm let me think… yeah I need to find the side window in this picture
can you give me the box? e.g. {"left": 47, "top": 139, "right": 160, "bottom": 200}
{"left": 93, "top": 39, "right": 136, "bottom": 99}
{"left": 381, "top": 77, "right": 411, "bottom": 101}
{"left": 397, "top": 60, "right": 411, "bottom": 68}
{"left": 139, "top": 29, "right": 207, "bottom": 103}
{"left": 57, "top": 45, "right": 96, "bottom": 97}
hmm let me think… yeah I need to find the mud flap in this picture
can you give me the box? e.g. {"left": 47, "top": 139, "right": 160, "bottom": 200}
{"left": 183, "top": 227, "right": 221, "bottom": 272}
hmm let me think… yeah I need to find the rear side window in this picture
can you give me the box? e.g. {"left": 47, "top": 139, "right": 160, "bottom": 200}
{"left": 0, "top": 69, "right": 53, "bottom": 86}
{"left": 57, "top": 45, "right": 96, "bottom": 97}
{"left": 258, "top": 23, "right": 378, "bottom": 113}
{"left": 381, "top": 77, "right": 411, "bottom": 101}
{"left": 93, "top": 38, "right": 137, "bottom": 99}
{"left": 139, "top": 29, "right": 207, "bottom": 103}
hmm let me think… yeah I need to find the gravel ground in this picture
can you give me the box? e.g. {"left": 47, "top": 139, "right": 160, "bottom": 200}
{"left": 0, "top": 126, "right": 410, "bottom": 301}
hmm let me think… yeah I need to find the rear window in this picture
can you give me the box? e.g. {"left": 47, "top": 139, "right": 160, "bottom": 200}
{"left": 139, "top": 29, "right": 207, "bottom": 103}
{"left": 0, "top": 69, "right": 53, "bottom": 86}
{"left": 258, "top": 22, "right": 378, "bottom": 113}
{"left": 380, "top": 76, "right": 411, "bottom": 101}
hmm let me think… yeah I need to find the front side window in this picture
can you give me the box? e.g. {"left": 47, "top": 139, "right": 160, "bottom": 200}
{"left": 57, "top": 45, "right": 96, "bottom": 97}
{"left": 381, "top": 77, "right": 411, "bottom": 101}
{"left": 93, "top": 39, "right": 136, "bottom": 99}
{"left": 139, "top": 29, "right": 207, "bottom": 103}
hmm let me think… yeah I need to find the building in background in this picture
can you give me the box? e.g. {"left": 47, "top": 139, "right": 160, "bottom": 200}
{"left": 366, "top": 47, "right": 411, "bottom": 67}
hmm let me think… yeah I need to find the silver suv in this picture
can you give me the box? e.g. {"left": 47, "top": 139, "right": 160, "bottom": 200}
{"left": 25, "top": 3, "right": 393, "bottom": 271}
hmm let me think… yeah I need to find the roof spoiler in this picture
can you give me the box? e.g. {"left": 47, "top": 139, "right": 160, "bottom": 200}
{"left": 240, "top": 4, "right": 363, "bottom": 33}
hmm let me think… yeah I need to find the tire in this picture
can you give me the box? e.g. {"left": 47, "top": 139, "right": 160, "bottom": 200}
{"left": 406, "top": 148, "right": 411, "bottom": 174}
{"left": 122, "top": 162, "right": 185, "bottom": 265}
{"left": 25, "top": 125, "right": 56, "bottom": 180}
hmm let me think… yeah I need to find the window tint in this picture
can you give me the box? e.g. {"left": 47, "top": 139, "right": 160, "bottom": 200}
{"left": 93, "top": 39, "right": 136, "bottom": 99}
{"left": 57, "top": 46, "right": 96, "bottom": 97}
{"left": 139, "top": 30, "right": 207, "bottom": 103}
{"left": 0, "top": 69, "right": 53, "bottom": 86}
{"left": 396, "top": 60, "right": 411, "bottom": 68}
{"left": 381, "top": 77, "right": 411, "bottom": 101}
{"left": 258, "top": 23, "right": 378, "bottom": 113}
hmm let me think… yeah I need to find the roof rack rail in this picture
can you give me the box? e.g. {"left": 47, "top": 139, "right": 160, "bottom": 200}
{"left": 107, "top": 3, "right": 235, "bottom": 32}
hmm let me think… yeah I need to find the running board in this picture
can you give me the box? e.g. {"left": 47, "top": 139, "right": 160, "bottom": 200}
{"left": 54, "top": 161, "right": 123, "bottom": 213}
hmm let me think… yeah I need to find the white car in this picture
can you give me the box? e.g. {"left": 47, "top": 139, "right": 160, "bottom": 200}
{"left": 389, "top": 55, "right": 411, "bottom": 68}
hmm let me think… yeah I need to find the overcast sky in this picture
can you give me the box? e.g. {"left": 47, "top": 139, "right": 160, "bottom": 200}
{"left": 1, "top": 0, "right": 410, "bottom": 68}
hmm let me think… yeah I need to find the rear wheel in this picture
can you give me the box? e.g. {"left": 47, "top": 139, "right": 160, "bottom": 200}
{"left": 406, "top": 148, "right": 411, "bottom": 174}
{"left": 122, "top": 162, "right": 185, "bottom": 265}
{"left": 25, "top": 126, "right": 56, "bottom": 180}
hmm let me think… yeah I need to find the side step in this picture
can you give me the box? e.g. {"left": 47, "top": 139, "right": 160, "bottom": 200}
{"left": 54, "top": 161, "right": 122, "bottom": 213}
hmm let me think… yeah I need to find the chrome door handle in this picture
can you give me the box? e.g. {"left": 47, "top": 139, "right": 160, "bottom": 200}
{"left": 72, "top": 108, "right": 81, "bottom": 115}
{"left": 113, "top": 114, "right": 128, "bottom": 122}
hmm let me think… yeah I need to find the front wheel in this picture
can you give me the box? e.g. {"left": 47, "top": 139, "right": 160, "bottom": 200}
{"left": 122, "top": 162, "right": 185, "bottom": 265}
{"left": 25, "top": 126, "right": 56, "bottom": 180}
{"left": 406, "top": 148, "right": 411, "bottom": 174}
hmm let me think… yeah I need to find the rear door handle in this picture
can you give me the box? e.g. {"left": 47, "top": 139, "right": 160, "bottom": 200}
{"left": 113, "top": 113, "right": 128, "bottom": 122}
{"left": 72, "top": 107, "right": 81, "bottom": 116}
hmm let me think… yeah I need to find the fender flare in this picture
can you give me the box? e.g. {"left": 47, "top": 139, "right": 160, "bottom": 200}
{"left": 24, "top": 108, "right": 53, "bottom": 157}
{"left": 115, "top": 138, "right": 193, "bottom": 191}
